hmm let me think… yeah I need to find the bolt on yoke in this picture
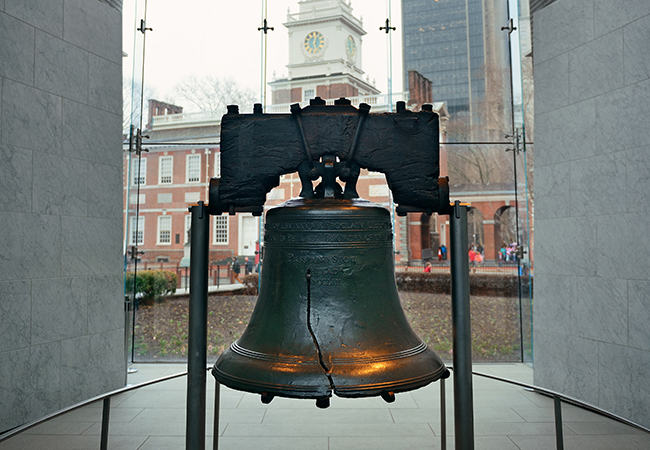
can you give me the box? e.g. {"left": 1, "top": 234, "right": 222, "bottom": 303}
{"left": 209, "top": 97, "right": 450, "bottom": 217}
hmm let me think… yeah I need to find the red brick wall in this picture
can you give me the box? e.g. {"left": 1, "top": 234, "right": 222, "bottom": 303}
{"left": 407, "top": 70, "right": 433, "bottom": 111}
{"left": 316, "top": 83, "right": 359, "bottom": 100}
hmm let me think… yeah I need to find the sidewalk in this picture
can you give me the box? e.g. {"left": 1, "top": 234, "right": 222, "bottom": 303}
{"left": 170, "top": 282, "right": 244, "bottom": 297}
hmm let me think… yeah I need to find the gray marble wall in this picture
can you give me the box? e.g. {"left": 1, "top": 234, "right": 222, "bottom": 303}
{"left": 0, "top": 0, "right": 124, "bottom": 431}
{"left": 533, "top": 0, "right": 650, "bottom": 428}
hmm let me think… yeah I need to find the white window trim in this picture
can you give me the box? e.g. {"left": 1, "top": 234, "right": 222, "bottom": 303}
{"left": 132, "top": 158, "right": 147, "bottom": 186}
{"left": 157, "top": 215, "right": 172, "bottom": 245}
{"left": 129, "top": 216, "right": 144, "bottom": 245}
{"left": 186, "top": 154, "right": 201, "bottom": 183}
{"left": 213, "top": 215, "right": 229, "bottom": 245}
{"left": 159, "top": 156, "right": 173, "bottom": 184}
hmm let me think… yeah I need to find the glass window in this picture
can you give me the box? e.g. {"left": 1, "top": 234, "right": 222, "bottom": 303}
{"left": 187, "top": 154, "right": 201, "bottom": 183}
{"left": 130, "top": 216, "right": 144, "bottom": 245}
{"left": 213, "top": 216, "right": 228, "bottom": 244}
{"left": 132, "top": 158, "right": 146, "bottom": 185}
{"left": 157, "top": 215, "right": 172, "bottom": 244}
{"left": 159, "top": 156, "right": 173, "bottom": 184}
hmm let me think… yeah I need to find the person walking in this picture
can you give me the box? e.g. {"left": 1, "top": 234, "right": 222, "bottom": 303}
{"left": 468, "top": 246, "right": 477, "bottom": 273}
{"left": 231, "top": 256, "right": 242, "bottom": 283}
{"left": 245, "top": 256, "right": 253, "bottom": 275}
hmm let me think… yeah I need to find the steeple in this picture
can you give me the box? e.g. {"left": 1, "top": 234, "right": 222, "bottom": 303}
{"left": 270, "top": 0, "right": 379, "bottom": 106}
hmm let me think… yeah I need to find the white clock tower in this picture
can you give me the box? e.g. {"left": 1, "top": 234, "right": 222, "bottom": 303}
{"left": 270, "top": 0, "right": 380, "bottom": 105}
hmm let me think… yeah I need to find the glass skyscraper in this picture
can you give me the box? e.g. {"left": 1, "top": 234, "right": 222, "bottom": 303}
{"left": 402, "top": 0, "right": 508, "bottom": 123}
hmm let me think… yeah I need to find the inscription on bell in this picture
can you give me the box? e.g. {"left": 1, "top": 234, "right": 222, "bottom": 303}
{"left": 286, "top": 254, "right": 359, "bottom": 265}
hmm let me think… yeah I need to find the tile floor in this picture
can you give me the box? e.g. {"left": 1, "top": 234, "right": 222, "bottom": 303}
{"left": 1, "top": 363, "right": 649, "bottom": 449}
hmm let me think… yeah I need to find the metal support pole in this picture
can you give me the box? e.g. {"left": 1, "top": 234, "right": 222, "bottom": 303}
{"left": 100, "top": 397, "right": 110, "bottom": 450}
{"left": 124, "top": 295, "right": 131, "bottom": 384}
{"left": 186, "top": 201, "right": 210, "bottom": 450}
{"left": 554, "top": 395, "right": 564, "bottom": 450}
{"left": 440, "top": 377, "right": 447, "bottom": 450}
{"left": 449, "top": 201, "right": 475, "bottom": 450}
{"left": 213, "top": 376, "right": 221, "bottom": 450}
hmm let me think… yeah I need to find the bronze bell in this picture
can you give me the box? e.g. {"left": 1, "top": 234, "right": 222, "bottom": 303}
{"left": 213, "top": 197, "right": 449, "bottom": 408}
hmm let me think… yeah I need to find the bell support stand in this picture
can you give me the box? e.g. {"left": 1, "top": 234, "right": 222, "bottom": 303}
{"left": 450, "top": 201, "right": 475, "bottom": 450}
{"left": 185, "top": 201, "right": 210, "bottom": 450}
{"left": 185, "top": 100, "right": 475, "bottom": 450}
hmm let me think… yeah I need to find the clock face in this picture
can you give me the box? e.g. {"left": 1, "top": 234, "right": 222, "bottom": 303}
{"left": 346, "top": 35, "right": 356, "bottom": 59}
{"left": 304, "top": 31, "right": 325, "bottom": 54}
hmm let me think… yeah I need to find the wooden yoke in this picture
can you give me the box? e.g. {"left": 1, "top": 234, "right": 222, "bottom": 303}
{"left": 208, "top": 97, "right": 450, "bottom": 216}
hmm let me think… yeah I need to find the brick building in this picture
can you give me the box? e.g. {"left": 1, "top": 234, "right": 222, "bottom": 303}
{"left": 123, "top": 0, "right": 520, "bottom": 269}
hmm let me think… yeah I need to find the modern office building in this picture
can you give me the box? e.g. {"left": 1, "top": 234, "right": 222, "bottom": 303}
{"left": 401, "top": 0, "right": 509, "bottom": 133}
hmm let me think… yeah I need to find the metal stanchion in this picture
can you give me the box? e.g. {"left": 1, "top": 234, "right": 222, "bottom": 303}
{"left": 440, "top": 377, "right": 447, "bottom": 450}
{"left": 186, "top": 201, "right": 210, "bottom": 450}
{"left": 554, "top": 396, "right": 564, "bottom": 450}
{"left": 213, "top": 376, "right": 221, "bottom": 450}
{"left": 124, "top": 296, "right": 137, "bottom": 380}
{"left": 449, "top": 201, "right": 475, "bottom": 450}
{"left": 100, "top": 397, "right": 110, "bottom": 450}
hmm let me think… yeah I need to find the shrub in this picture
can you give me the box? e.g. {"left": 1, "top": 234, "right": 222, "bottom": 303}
{"left": 241, "top": 274, "right": 259, "bottom": 295}
{"left": 126, "top": 270, "right": 178, "bottom": 306}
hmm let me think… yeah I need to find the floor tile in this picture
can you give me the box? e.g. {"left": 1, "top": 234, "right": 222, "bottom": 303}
{"left": 0, "top": 434, "right": 147, "bottom": 450}
{"left": 330, "top": 435, "right": 441, "bottom": 450}
{"left": 222, "top": 422, "right": 434, "bottom": 437}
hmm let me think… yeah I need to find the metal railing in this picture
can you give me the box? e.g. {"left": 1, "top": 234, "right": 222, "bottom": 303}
{"left": 264, "top": 92, "right": 411, "bottom": 114}
{"left": 0, "top": 370, "right": 188, "bottom": 449}
{"left": 397, "top": 259, "right": 531, "bottom": 275}
{"left": 466, "top": 370, "right": 650, "bottom": 450}
{"left": 2, "top": 367, "right": 649, "bottom": 450}
{"left": 125, "top": 262, "right": 234, "bottom": 290}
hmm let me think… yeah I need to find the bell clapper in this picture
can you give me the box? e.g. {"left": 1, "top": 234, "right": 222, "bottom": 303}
{"left": 316, "top": 397, "right": 331, "bottom": 409}
{"left": 381, "top": 391, "right": 396, "bottom": 403}
{"left": 260, "top": 392, "right": 275, "bottom": 404}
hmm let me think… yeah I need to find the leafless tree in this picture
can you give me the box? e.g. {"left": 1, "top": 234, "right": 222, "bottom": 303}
{"left": 171, "top": 75, "right": 257, "bottom": 114}
{"left": 123, "top": 77, "right": 157, "bottom": 132}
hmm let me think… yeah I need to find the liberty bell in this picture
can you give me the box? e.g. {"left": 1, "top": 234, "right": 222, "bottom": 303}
{"left": 209, "top": 98, "right": 451, "bottom": 407}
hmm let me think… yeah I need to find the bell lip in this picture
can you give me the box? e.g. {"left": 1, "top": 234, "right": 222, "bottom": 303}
{"left": 213, "top": 344, "right": 449, "bottom": 401}
{"left": 330, "top": 365, "right": 450, "bottom": 398}
{"left": 212, "top": 365, "right": 333, "bottom": 399}
{"left": 212, "top": 363, "right": 449, "bottom": 400}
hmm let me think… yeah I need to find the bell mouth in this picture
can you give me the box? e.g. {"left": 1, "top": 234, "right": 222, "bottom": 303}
{"left": 213, "top": 340, "right": 449, "bottom": 401}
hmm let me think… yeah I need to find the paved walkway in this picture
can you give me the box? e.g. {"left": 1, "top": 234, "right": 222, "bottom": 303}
{"left": 2, "top": 363, "right": 649, "bottom": 449}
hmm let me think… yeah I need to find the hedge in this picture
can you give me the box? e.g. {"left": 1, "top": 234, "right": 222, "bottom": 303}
{"left": 395, "top": 272, "right": 531, "bottom": 297}
{"left": 126, "top": 270, "right": 178, "bottom": 306}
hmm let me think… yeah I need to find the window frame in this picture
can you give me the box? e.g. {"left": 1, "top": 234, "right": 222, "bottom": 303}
{"left": 132, "top": 158, "right": 147, "bottom": 186}
{"left": 157, "top": 215, "right": 172, "bottom": 245}
{"left": 129, "top": 216, "right": 144, "bottom": 245}
{"left": 186, "top": 154, "right": 201, "bottom": 183}
{"left": 159, "top": 155, "right": 173, "bottom": 184}
{"left": 213, "top": 215, "right": 229, "bottom": 245}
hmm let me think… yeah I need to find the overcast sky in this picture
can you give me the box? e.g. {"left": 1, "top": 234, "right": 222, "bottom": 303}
{"left": 123, "top": 0, "right": 403, "bottom": 108}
